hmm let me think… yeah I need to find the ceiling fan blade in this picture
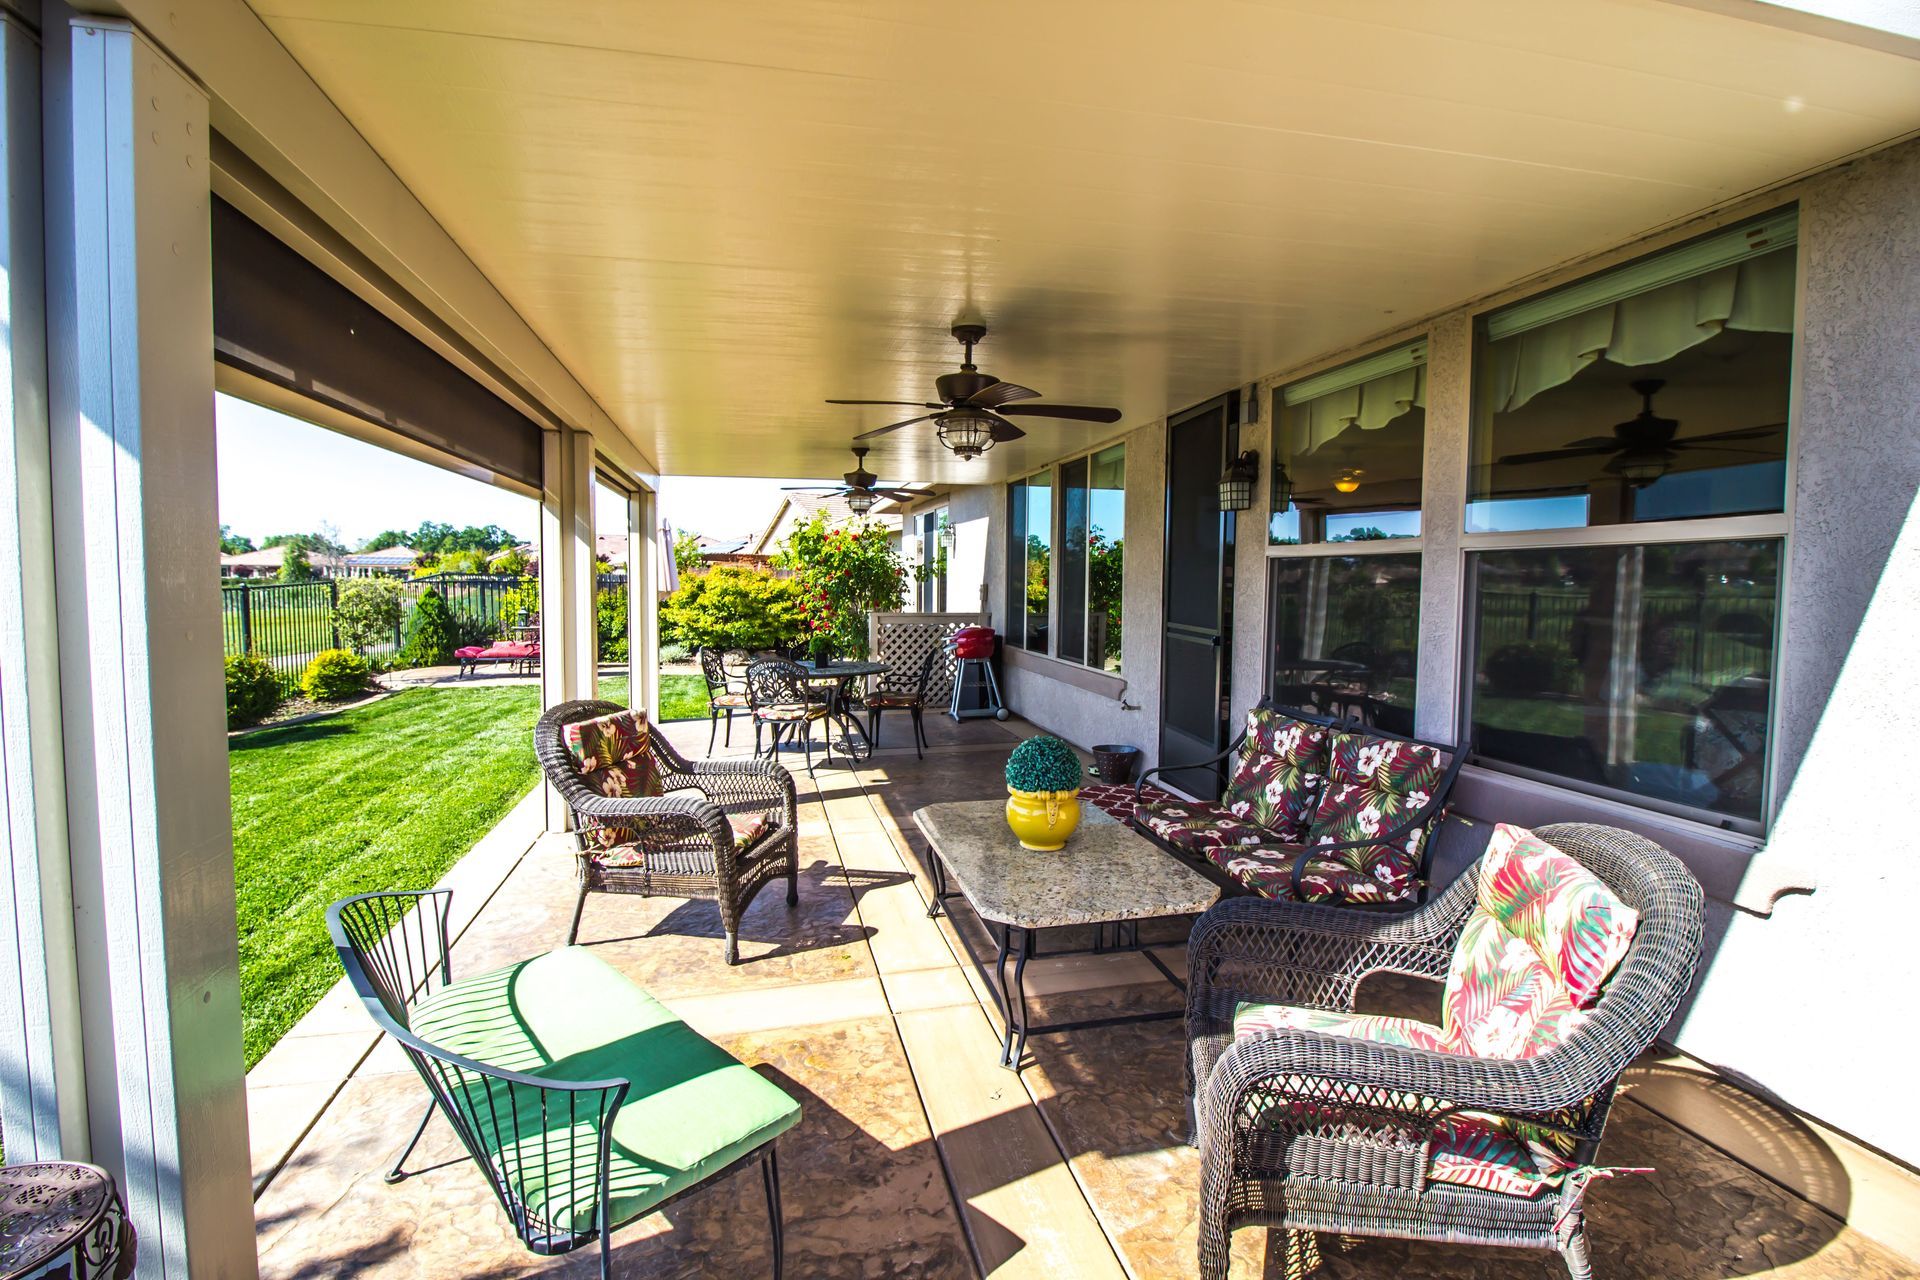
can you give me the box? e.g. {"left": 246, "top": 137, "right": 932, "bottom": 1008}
{"left": 1561, "top": 436, "right": 1620, "bottom": 449}
{"left": 1497, "top": 444, "right": 1619, "bottom": 466}
{"left": 1670, "top": 445, "right": 1781, "bottom": 457}
{"left": 988, "top": 417, "right": 1026, "bottom": 443}
{"left": 1679, "top": 423, "right": 1787, "bottom": 444}
{"left": 965, "top": 381, "right": 1040, "bottom": 408}
{"left": 997, "top": 403, "right": 1123, "bottom": 423}
{"left": 853, "top": 414, "right": 937, "bottom": 441}
{"left": 826, "top": 399, "right": 944, "bottom": 409}
{"left": 781, "top": 485, "right": 843, "bottom": 492}
{"left": 873, "top": 487, "right": 922, "bottom": 501}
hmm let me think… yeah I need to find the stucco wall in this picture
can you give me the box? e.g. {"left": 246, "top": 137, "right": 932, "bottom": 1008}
{"left": 957, "top": 136, "right": 1920, "bottom": 1163}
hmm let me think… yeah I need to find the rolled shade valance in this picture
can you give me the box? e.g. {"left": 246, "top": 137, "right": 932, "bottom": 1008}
{"left": 1282, "top": 341, "right": 1427, "bottom": 456}
{"left": 1483, "top": 211, "right": 1797, "bottom": 414}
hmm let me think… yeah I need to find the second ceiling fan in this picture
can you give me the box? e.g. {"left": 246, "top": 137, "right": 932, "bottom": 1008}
{"left": 828, "top": 323, "right": 1121, "bottom": 460}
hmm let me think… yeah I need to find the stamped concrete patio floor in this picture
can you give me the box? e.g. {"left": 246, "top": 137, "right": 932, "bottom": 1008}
{"left": 250, "top": 712, "right": 1914, "bottom": 1279}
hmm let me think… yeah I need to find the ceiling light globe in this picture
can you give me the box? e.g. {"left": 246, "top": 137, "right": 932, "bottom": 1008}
{"left": 935, "top": 410, "right": 996, "bottom": 460}
{"left": 846, "top": 488, "right": 877, "bottom": 516}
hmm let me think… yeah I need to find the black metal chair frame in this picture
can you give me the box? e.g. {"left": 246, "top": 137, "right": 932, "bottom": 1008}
{"left": 746, "top": 658, "right": 831, "bottom": 770}
{"left": 534, "top": 699, "right": 799, "bottom": 964}
{"left": 698, "top": 646, "right": 750, "bottom": 753}
{"left": 327, "top": 890, "right": 787, "bottom": 1279}
{"left": 863, "top": 646, "right": 950, "bottom": 759}
{"left": 1184, "top": 823, "right": 1704, "bottom": 1280}
{"left": 1132, "top": 698, "right": 1466, "bottom": 907}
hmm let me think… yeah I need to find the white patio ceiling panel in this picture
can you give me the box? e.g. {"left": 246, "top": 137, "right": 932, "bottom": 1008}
{"left": 250, "top": 0, "right": 1920, "bottom": 482}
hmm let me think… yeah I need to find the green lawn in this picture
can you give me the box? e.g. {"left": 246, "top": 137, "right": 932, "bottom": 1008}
{"left": 658, "top": 672, "right": 710, "bottom": 721}
{"left": 228, "top": 685, "right": 543, "bottom": 1068}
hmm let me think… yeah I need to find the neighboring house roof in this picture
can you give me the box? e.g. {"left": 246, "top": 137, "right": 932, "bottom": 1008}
{"left": 344, "top": 544, "right": 420, "bottom": 568}
{"left": 745, "top": 492, "right": 902, "bottom": 557}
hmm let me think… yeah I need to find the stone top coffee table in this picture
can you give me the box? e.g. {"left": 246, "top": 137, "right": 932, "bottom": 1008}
{"left": 913, "top": 800, "right": 1221, "bottom": 1070}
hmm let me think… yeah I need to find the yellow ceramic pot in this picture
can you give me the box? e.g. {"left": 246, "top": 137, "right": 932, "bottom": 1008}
{"left": 1005, "top": 786, "right": 1082, "bottom": 852}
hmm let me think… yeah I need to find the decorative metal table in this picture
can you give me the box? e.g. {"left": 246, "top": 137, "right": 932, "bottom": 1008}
{"left": 797, "top": 658, "right": 891, "bottom": 761}
{"left": 0, "top": 1163, "right": 134, "bottom": 1280}
{"left": 912, "top": 801, "right": 1221, "bottom": 1070}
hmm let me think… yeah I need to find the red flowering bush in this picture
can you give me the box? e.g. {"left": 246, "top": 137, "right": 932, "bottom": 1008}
{"left": 774, "top": 513, "right": 906, "bottom": 659}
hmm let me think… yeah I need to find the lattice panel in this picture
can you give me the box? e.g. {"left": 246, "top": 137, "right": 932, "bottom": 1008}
{"left": 870, "top": 612, "right": 981, "bottom": 700}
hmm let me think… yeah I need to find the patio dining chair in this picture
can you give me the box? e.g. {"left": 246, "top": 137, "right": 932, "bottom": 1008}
{"left": 534, "top": 700, "right": 799, "bottom": 964}
{"left": 746, "top": 658, "right": 831, "bottom": 769}
{"left": 861, "top": 645, "right": 952, "bottom": 759}
{"left": 698, "top": 646, "right": 751, "bottom": 752}
{"left": 1186, "top": 822, "right": 1704, "bottom": 1279}
{"left": 328, "top": 890, "right": 799, "bottom": 1279}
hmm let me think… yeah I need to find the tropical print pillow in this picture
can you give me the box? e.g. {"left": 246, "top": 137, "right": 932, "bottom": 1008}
{"left": 562, "top": 710, "right": 664, "bottom": 849}
{"left": 1439, "top": 824, "right": 1639, "bottom": 1058}
{"left": 595, "top": 810, "right": 775, "bottom": 867}
{"left": 1233, "top": 1001, "right": 1448, "bottom": 1052}
{"left": 1303, "top": 731, "right": 1449, "bottom": 905}
{"left": 1219, "top": 708, "right": 1331, "bottom": 842}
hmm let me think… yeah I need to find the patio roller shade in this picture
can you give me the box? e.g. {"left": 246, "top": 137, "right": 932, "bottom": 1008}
{"left": 211, "top": 197, "right": 544, "bottom": 488}
{"left": 1281, "top": 341, "right": 1427, "bottom": 456}
{"left": 1483, "top": 209, "right": 1797, "bottom": 412}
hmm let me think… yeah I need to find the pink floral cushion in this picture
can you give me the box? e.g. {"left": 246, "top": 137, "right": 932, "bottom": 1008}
{"left": 594, "top": 810, "right": 776, "bottom": 867}
{"left": 1427, "top": 1114, "right": 1585, "bottom": 1197}
{"left": 1219, "top": 708, "right": 1330, "bottom": 843}
{"left": 1234, "top": 1002, "right": 1448, "bottom": 1053}
{"left": 1302, "top": 731, "right": 1449, "bottom": 905}
{"left": 562, "top": 710, "right": 662, "bottom": 850}
{"left": 1439, "top": 824, "right": 1639, "bottom": 1059}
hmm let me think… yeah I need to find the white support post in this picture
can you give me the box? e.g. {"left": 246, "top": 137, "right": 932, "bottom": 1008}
{"left": 43, "top": 15, "right": 257, "bottom": 1278}
{"left": 636, "top": 485, "right": 661, "bottom": 720}
{"left": 540, "top": 427, "right": 595, "bottom": 828}
{"left": 0, "top": 6, "right": 86, "bottom": 1164}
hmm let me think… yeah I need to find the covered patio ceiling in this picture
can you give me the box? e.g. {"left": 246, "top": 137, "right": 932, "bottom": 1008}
{"left": 248, "top": 0, "right": 1920, "bottom": 483}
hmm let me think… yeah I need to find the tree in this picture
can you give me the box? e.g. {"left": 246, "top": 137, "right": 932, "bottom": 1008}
{"left": 400, "top": 587, "right": 457, "bottom": 667}
{"left": 264, "top": 530, "right": 346, "bottom": 557}
{"left": 673, "top": 530, "right": 705, "bottom": 579}
{"left": 333, "top": 578, "right": 403, "bottom": 654}
{"left": 1088, "top": 529, "right": 1124, "bottom": 655}
{"left": 219, "top": 524, "right": 255, "bottom": 555}
{"left": 493, "top": 545, "right": 530, "bottom": 577}
{"left": 597, "top": 583, "right": 629, "bottom": 662}
{"left": 774, "top": 513, "right": 906, "bottom": 659}
{"left": 660, "top": 567, "right": 804, "bottom": 653}
{"left": 278, "top": 547, "right": 315, "bottom": 582}
{"left": 361, "top": 529, "right": 408, "bottom": 552}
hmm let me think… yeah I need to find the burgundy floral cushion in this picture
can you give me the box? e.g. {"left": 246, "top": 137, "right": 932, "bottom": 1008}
{"left": 594, "top": 810, "right": 776, "bottom": 867}
{"left": 562, "top": 710, "right": 663, "bottom": 850}
{"left": 1211, "top": 845, "right": 1301, "bottom": 899}
{"left": 1133, "top": 800, "right": 1275, "bottom": 858}
{"left": 1302, "top": 731, "right": 1449, "bottom": 905}
{"left": 1219, "top": 708, "right": 1330, "bottom": 843}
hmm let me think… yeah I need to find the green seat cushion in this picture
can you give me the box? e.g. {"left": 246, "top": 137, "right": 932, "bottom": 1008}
{"left": 410, "top": 946, "right": 800, "bottom": 1235}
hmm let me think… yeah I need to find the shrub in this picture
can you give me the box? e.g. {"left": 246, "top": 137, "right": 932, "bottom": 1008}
{"left": 659, "top": 640, "right": 692, "bottom": 665}
{"left": 775, "top": 513, "right": 906, "bottom": 659}
{"left": 333, "top": 578, "right": 403, "bottom": 654}
{"left": 1484, "top": 642, "right": 1567, "bottom": 698}
{"left": 660, "top": 567, "right": 803, "bottom": 653}
{"left": 450, "top": 610, "right": 496, "bottom": 650}
{"left": 277, "top": 547, "right": 314, "bottom": 583}
{"left": 224, "top": 652, "right": 279, "bottom": 727}
{"left": 400, "top": 587, "right": 457, "bottom": 667}
{"left": 300, "top": 648, "right": 370, "bottom": 701}
{"left": 597, "top": 583, "right": 630, "bottom": 662}
{"left": 1005, "top": 735, "right": 1084, "bottom": 793}
{"left": 499, "top": 575, "right": 539, "bottom": 633}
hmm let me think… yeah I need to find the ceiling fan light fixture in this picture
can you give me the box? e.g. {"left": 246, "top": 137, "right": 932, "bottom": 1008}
{"left": 845, "top": 487, "right": 878, "bottom": 516}
{"left": 935, "top": 409, "right": 996, "bottom": 460}
{"left": 1333, "top": 468, "right": 1363, "bottom": 494}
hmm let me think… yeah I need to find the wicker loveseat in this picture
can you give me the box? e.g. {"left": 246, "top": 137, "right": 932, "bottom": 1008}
{"left": 1132, "top": 700, "right": 1465, "bottom": 908}
{"left": 1186, "top": 822, "right": 1705, "bottom": 1279}
{"left": 535, "top": 700, "right": 798, "bottom": 964}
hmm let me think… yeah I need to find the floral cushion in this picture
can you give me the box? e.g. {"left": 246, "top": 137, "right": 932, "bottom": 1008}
{"left": 1219, "top": 708, "right": 1330, "bottom": 843}
{"left": 1439, "top": 824, "right": 1639, "bottom": 1059}
{"left": 1133, "top": 800, "right": 1276, "bottom": 858}
{"left": 1212, "top": 845, "right": 1303, "bottom": 899}
{"left": 1428, "top": 1114, "right": 1584, "bottom": 1197}
{"left": 710, "top": 691, "right": 750, "bottom": 709}
{"left": 1234, "top": 1002, "right": 1449, "bottom": 1052}
{"left": 594, "top": 811, "right": 776, "bottom": 867}
{"left": 1302, "top": 731, "right": 1449, "bottom": 905}
{"left": 756, "top": 702, "right": 826, "bottom": 722}
{"left": 563, "top": 711, "right": 663, "bottom": 850}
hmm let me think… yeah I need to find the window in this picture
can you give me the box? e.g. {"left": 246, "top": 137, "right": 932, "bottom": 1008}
{"left": 1006, "top": 471, "right": 1051, "bottom": 653}
{"left": 1005, "top": 446, "right": 1125, "bottom": 670}
{"left": 913, "top": 507, "right": 948, "bottom": 612}
{"left": 1468, "top": 211, "right": 1794, "bottom": 533}
{"left": 1467, "top": 540, "right": 1779, "bottom": 830}
{"left": 1463, "top": 210, "right": 1795, "bottom": 832}
{"left": 1268, "top": 554, "right": 1421, "bottom": 736}
{"left": 1271, "top": 342, "right": 1426, "bottom": 546}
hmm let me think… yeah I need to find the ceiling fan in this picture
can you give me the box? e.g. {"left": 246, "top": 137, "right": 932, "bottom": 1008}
{"left": 827, "top": 322, "right": 1122, "bottom": 460}
{"left": 1496, "top": 379, "right": 1783, "bottom": 487}
{"left": 780, "top": 446, "right": 917, "bottom": 516}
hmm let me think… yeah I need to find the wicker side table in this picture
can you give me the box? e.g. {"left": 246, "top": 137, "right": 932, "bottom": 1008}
{"left": 0, "top": 1163, "right": 134, "bottom": 1280}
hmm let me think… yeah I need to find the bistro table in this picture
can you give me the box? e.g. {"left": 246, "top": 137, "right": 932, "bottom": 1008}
{"left": 0, "top": 1163, "right": 134, "bottom": 1280}
{"left": 796, "top": 658, "right": 890, "bottom": 761}
{"left": 912, "top": 800, "right": 1221, "bottom": 1070}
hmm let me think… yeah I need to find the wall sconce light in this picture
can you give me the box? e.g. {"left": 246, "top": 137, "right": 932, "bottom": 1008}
{"left": 1270, "top": 460, "right": 1294, "bottom": 514}
{"left": 938, "top": 521, "right": 957, "bottom": 553}
{"left": 1333, "top": 467, "right": 1364, "bottom": 494}
{"left": 1218, "top": 450, "right": 1260, "bottom": 512}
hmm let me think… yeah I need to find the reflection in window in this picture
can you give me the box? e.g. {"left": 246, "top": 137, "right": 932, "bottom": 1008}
{"left": 1087, "top": 445, "right": 1124, "bottom": 672}
{"left": 1267, "top": 554, "right": 1421, "bottom": 735}
{"left": 1271, "top": 344, "right": 1426, "bottom": 546}
{"left": 1006, "top": 472, "right": 1052, "bottom": 654}
{"left": 1469, "top": 217, "right": 1794, "bottom": 533}
{"left": 1468, "top": 540, "right": 1779, "bottom": 829}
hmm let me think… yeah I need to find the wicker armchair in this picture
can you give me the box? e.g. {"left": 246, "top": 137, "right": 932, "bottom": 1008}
{"left": 535, "top": 699, "right": 798, "bottom": 964}
{"left": 1186, "top": 823, "right": 1704, "bottom": 1279}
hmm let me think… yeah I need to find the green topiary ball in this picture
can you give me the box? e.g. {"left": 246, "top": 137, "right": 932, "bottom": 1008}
{"left": 1005, "top": 734, "right": 1084, "bottom": 793}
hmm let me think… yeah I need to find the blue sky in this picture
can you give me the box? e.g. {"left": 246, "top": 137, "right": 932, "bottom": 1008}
{"left": 215, "top": 394, "right": 824, "bottom": 549}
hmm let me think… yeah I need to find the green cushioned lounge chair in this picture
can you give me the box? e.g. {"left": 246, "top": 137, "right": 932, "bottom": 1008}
{"left": 329, "top": 890, "right": 801, "bottom": 1278}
